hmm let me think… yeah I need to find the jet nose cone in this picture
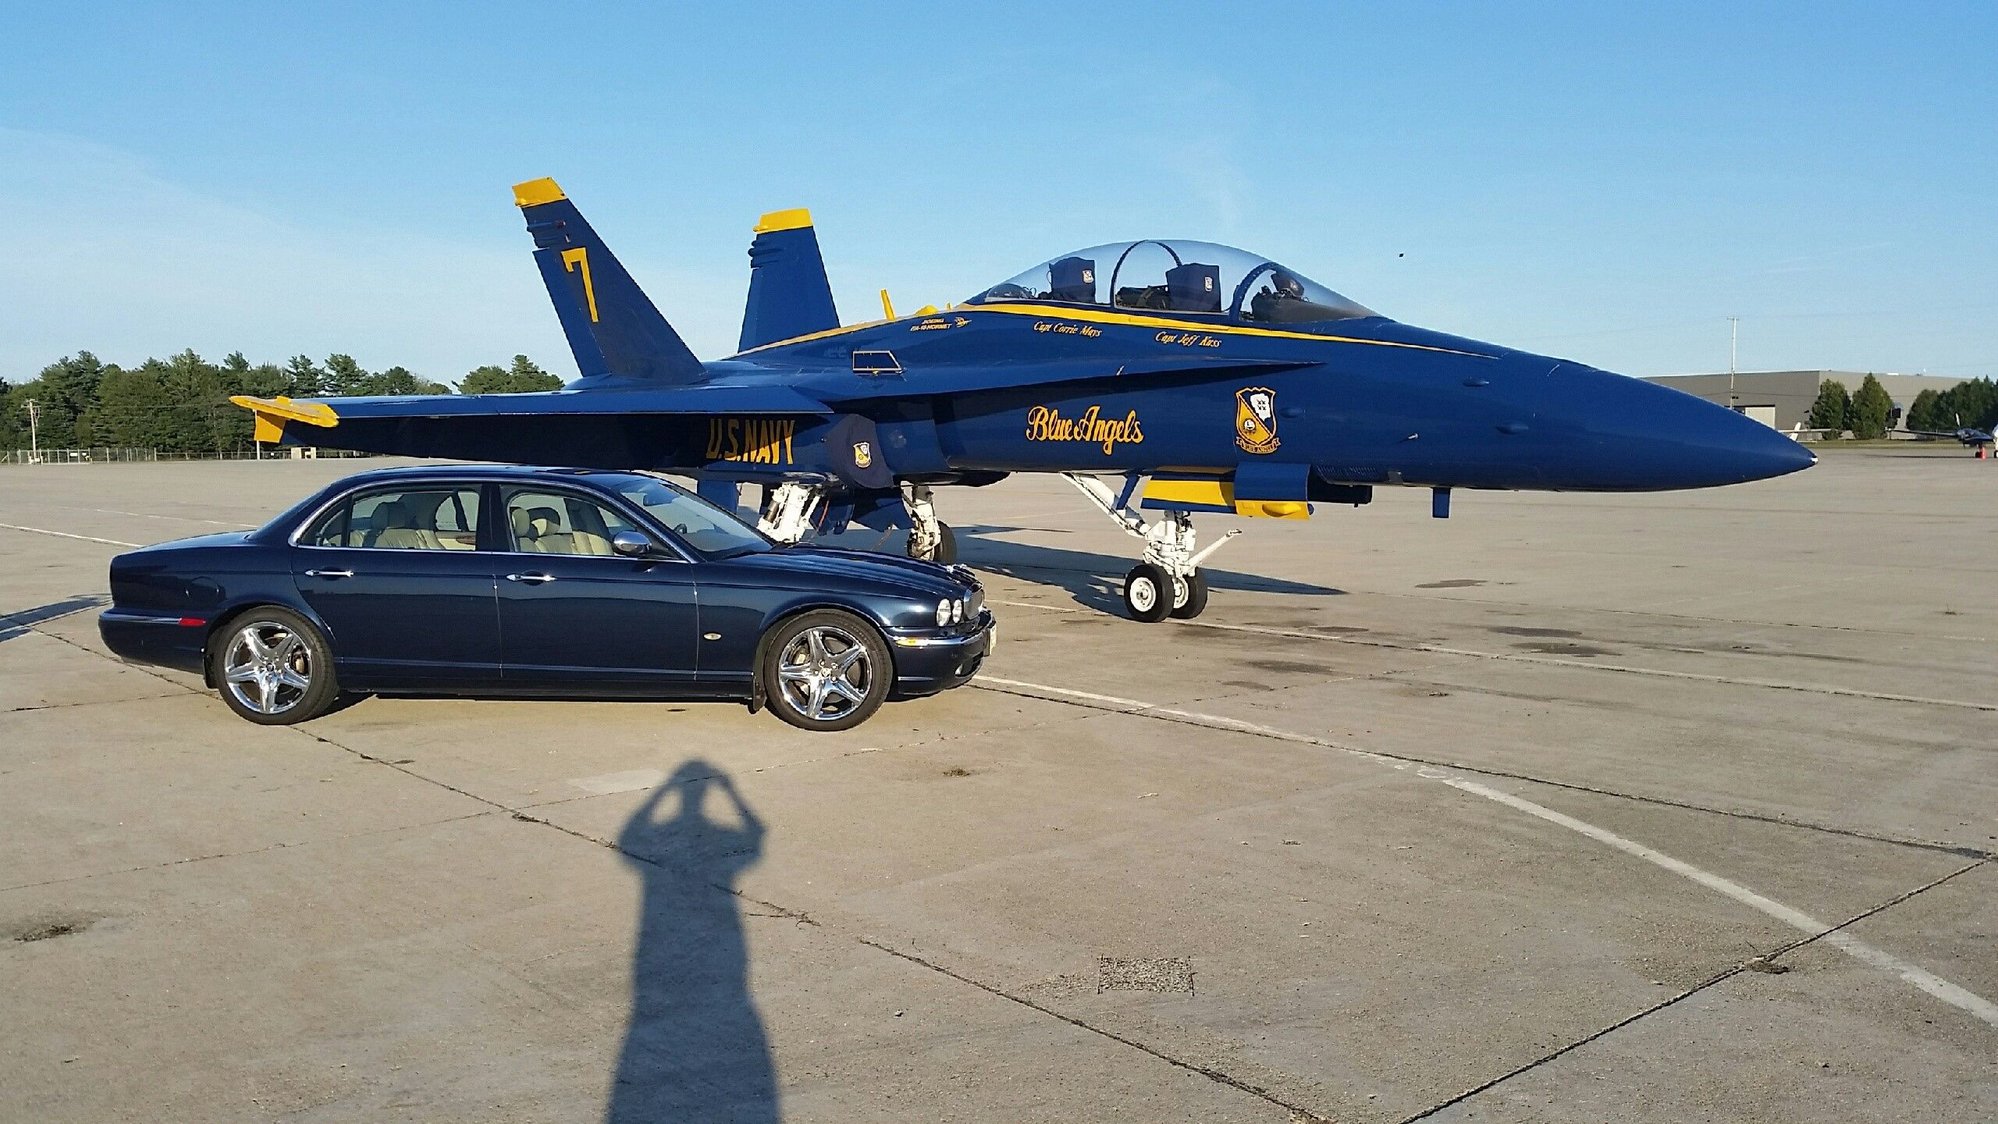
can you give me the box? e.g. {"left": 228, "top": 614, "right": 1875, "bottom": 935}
{"left": 1543, "top": 366, "right": 1817, "bottom": 490}
{"left": 1664, "top": 387, "right": 1818, "bottom": 486}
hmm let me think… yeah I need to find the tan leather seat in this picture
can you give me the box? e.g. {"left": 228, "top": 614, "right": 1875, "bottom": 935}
{"left": 365, "top": 500, "right": 437, "bottom": 550}
{"left": 510, "top": 507, "right": 545, "bottom": 552}
{"left": 526, "top": 506, "right": 574, "bottom": 554}
{"left": 565, "top": 501, "right": 615, "bottom": 555}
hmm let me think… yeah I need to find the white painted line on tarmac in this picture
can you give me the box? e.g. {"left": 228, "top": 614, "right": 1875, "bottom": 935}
{"left": 1449, "top": 775, "right": 1998, "bottom": 1029}
{"left": 83, "top": 507, "right": 251, "bottom": 528}
{"left": 976, "top": 673, "right": 1998, "bottom": 1031}
{"left": 0, "top": 523, "right": 141, "bottom": 548}
{"left": 984, "top": 598, "right": 1998, "bottom": 713}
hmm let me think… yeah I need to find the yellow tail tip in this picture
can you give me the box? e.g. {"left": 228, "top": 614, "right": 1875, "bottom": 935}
{"left": 753, "top": 207, "right": 813, "bottom": 234}
{"left": 229, "top": 395, "right": 339, "bottom": 428}
{"left": 512, "top": 177, "right": 567, "bottom": 208}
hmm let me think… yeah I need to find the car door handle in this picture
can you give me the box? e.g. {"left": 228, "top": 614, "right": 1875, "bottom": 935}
{"left": 505, "top": 572, "right": 557, "bottom": 584}
{"left": 303, "top": 568, "right": 353, "bottom": 579}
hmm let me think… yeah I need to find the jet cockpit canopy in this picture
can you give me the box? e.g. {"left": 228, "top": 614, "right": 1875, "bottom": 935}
{"left": 962, "top": 240, "right": 1378, "bottom": 324}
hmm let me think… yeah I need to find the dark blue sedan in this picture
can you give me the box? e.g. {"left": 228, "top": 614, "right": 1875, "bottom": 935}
{"left": 99, "top": 465, "right": 993, "bottom": 730}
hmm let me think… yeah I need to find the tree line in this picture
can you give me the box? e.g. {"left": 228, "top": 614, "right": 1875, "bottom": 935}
{"left": 1806, "top": 373, "right": 1998, "bottom": 439}
{"left": 0, "top": 352, "right": 564, "bottom": 455}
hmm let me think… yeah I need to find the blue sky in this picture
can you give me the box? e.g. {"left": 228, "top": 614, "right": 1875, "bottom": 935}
{"left": 3, "top": 2, "right": 1993, "bottom": 383}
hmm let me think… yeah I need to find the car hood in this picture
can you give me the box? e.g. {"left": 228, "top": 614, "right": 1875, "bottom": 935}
{"left": 721, "top": 545, "right": 970, "bottom": 595}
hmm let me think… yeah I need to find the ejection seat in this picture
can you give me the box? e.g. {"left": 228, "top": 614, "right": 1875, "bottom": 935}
{"left": 1166, "top": 262, "right": 1221, "bottom": 313}
{"left": 1047, "top": 256, "right": 1096, "bottom": 304}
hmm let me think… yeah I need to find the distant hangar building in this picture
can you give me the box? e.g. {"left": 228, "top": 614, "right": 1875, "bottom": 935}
{"left": 1643, "top": 371, "right": 1971, "bottom": 430}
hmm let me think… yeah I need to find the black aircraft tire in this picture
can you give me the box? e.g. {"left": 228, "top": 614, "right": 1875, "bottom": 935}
{"left": 1169, "top": 570, "right": 1210, "bottom": 619}
{"left": 906, "top": 523, "right": 958, "bottom": 565}
{"left": 1123, "top": 564, "right": 1174, "bottom": 623}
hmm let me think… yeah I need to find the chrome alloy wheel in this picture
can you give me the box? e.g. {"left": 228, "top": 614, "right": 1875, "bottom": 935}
{"left": 774, "top": 624, "right": 872, "bottom": 723}
{"left": 222, "top": 622, "right": 314, "bottom": 717}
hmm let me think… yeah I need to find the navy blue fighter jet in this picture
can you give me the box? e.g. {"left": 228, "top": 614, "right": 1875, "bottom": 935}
{"left": 1907, "top": 418, "right": 1995, "bottom": 451}
{"left": 235, "top": 178, "right": 1815, "bottom": 621}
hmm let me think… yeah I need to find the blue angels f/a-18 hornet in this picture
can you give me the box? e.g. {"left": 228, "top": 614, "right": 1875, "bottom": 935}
{"left": 1907, "top": 417, "right": 1995, "bottom": 451}
{"left": 234, "top": 178, "right": 1816, "bottom": 621}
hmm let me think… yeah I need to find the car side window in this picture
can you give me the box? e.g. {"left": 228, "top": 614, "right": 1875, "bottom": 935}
{"left": 503, "top": 489, "right": 627, "bottom": 556}
{"left": 304, "top": 487, "right": 482, "bottom": 551}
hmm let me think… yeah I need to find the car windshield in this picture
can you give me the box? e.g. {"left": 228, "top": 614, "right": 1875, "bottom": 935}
{"left": 961, "top": 239, "right": 1377, "bottom": 323}
{"left": 598, "top": 473, "right": 772, "bottom": 558}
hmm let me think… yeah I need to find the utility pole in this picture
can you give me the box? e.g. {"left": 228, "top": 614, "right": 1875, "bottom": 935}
{"left": 1727, "top": 316, "right": 1740, "bottom": 408}
{"left": 25, "top": 398, "right": 40, "bottom": 464}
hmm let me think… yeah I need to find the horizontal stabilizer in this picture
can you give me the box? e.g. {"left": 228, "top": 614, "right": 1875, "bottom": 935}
{"left": 513, "top": 178, "right": 705, "bottom": 385}
{"left": 739, "top": 208, "right": 840, "bottom": 351}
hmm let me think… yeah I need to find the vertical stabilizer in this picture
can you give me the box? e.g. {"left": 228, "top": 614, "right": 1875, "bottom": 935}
{"left": 739, "top": 208, "right": 840, "bottom": 351}
{"left": 512, "top": 178, "right": 705, "bottom": 384}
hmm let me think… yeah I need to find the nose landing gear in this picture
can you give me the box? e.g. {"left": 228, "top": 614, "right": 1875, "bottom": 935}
{"left": 902, "top": 483, "right": 958, "bottom": 564}
{"left": 1064, "top": 473, "right": 1237, "bottom": 622}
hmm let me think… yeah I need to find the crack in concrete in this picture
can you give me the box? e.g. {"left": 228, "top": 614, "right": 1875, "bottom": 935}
{"left": 1397, "top": 858, "right": 1990, "bottom": 1122}
{"left": 857, "top": 937, "right": 1333, "bottom": 1122}
{"left": 0, "top": 810, "right": 497, "bottom": 894}
{"left": 972, "top": 680, "right": 1995, "bottom": 861}
{"left": 5, "top": 690, "right": 187, "bottom": 715}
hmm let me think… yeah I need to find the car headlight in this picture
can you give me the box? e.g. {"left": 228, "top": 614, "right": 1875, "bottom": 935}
{"left": 936, "top": 599, "right": 953, "bottom": 626}
{"left": 956, "top": 596, "right": 968, "bottom": 623}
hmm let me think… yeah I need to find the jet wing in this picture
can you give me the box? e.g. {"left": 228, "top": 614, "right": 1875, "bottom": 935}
{"left": 814, "top": 355, "right": 1316, "bottom": 403}
{"left": 232, "top": 384, "right": 828, "bottom": 430}
{"left": 231, "top": 384, "right": 832, "bottom": 467}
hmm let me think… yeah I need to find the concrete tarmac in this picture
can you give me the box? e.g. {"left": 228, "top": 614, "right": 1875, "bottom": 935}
{"left": 1, "top": 448, "right": 1993, "bottom": 1122}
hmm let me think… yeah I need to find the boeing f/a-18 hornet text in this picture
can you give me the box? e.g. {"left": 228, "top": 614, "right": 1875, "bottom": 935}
{"left": 234, "top": 179, "right": 1815, "bottom": 621}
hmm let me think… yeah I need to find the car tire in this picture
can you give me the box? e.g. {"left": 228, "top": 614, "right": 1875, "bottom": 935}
{"left": 209, "top": 607, "right": 340, "bottom": 725}
{"left": 760, "top": 609, "right": 892, "bottom": 731}
{"left": 1123, "top": 564, "right": 1173, "bottom": 623}
{"left": 1169, "top": 569, "right": 1210, "bottom": 619}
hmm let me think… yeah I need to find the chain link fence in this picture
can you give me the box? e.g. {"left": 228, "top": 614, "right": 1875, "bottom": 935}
{"left": 0, "top": 447, "right": 365, "bottom": 465}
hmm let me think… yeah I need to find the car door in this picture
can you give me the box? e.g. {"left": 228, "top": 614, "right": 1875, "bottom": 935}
{"left": 291, "top": 483, "right": 501, "bottom": 687}
{"left": 494, "top": 485, "right": 700, "bottom": 691}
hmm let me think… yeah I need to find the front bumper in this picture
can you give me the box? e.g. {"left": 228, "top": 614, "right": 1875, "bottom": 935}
{"left": 888, "top": 611, "right": 994, "bottom": 696}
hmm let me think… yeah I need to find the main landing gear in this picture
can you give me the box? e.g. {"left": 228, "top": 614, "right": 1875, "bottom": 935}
{"left": 753, "top": 481, "right": 957, "bottom": 565}
{"left": 754, "top": 475, "right": 1228, "bottom": 624}
{"left": 1062, "top": 473, "right": 1237, "bottom": 623}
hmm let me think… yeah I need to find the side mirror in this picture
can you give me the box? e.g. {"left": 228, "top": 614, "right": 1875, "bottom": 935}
{"left": 611, "top": 530, "right": 658, "bottom": 558}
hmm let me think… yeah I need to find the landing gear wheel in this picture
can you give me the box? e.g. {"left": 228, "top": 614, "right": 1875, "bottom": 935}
{"left": 209, "top": 607, "right": 339, "bottom": 725}
{"left": 907, "top": 522, "right": 957, "bottom": 565}
{"left": 1123, "top": 563, "right": 1174, "bottom": 623}
{"left": 1169, "top": 570, "right": 1209, "bottom": 619}
{"left": 760, "top": 609, "right": 892, "bottom": 731}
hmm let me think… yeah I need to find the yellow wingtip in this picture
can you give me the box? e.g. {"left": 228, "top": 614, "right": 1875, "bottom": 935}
{"left": 512, "top": 177, "right": 567, "bottom": 208}
{"left": 753, "top": 207, "right": 813, "bottom": 234}
{"left": 229, "top": 395, "right": 339, "bottom": 428}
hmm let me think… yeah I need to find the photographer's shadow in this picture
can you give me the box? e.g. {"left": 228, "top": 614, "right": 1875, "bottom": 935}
{"left": 608, "top": 760, "right": 777, "bottom": 1123}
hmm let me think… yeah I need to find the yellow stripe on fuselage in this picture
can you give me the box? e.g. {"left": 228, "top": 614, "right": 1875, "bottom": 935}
{"left": 1141, "top": 477, "right": 1313, "bottom": 520}
{"left": 1142, "top": 477, "right": 1233, "bottom": 507}
{"left": 732, "top": 302, "right": 1490, "bottom": 358}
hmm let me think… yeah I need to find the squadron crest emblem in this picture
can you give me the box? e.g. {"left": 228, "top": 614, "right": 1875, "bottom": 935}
{"left": 1235, "top": 386, "right": 1280, "bottom": 454}
{"left": 852, "top": 441, "right": 873, "bottom": 469}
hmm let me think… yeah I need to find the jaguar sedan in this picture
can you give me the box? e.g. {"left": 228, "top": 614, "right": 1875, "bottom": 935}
{"left": 99, "top": 465, "right": 992, "bottom": 730}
